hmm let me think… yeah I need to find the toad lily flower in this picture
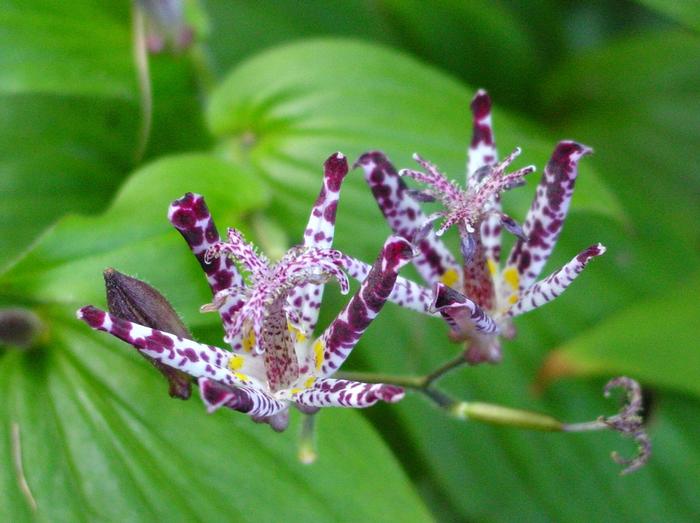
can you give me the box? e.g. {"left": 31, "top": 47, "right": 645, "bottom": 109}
{"left": 356, "top": 90, "right": 605, "bottom": 364}
{"left": 77, "top": 153, "right": 412, "bottom": 430}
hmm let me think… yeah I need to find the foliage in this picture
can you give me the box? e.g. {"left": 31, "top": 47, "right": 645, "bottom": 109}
{"left": 1, "top": 1, "right": 698, "bottom": 521}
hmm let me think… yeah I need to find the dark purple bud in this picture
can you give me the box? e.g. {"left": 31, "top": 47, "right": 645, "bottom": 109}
{"left": 498, "top": 212, "right": 528, "bottom": 242}
{"left": 405, "top": 189, "right": 436, "bottom": 202}
{"left": 0, "top": 308, "right": 44, "bottom": 349}
{"left": 104, "top": 268, "right": 192, "bottom": 399}
{"left": 460, "top": 231, "right": 477, "bottom": 264}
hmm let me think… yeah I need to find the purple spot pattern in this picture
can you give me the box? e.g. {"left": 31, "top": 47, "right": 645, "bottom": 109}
{"left": 319, "top": 236, "right": 413, "bottom": 377}
{"left": 295, "top": 379, "right": 404, "bottom": 408}
{"left": 199, "top": 378, "right": 286, "bottom": 418}
{"left": 356, "top": 90, "right": 605, "bottom": 365}
{"left": 78, "top": 153, "right": 412, "bottom": 425}
{"left": 468, "top": 90, "right": 504, "bottom": 270}
{"left": 357, "top": 151, "right": 459, "bottom": 286}
{"left": 504, "top": 141, "right": 593, "bottom": 291}
{"left": 288, "top": 152, "right": 349, "bottom": 337}
{"left": 431, "top": 283, "right": 497, "bottom": 336}
{"left": 341, "top": 254, "right": 433, "bottom": 315}
{"left": 508, "top": 243, "right": 605, "bottom": 317}
{"left": 168, "top": 193, "right": 245, "bottom": 340}
{"left": 168, "top": 193, "right": 241, "bottom": 294}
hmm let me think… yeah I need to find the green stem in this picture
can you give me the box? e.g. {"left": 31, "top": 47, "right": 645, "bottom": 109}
{"left": 420, "top": 352, "right": 467, "bottom": 387}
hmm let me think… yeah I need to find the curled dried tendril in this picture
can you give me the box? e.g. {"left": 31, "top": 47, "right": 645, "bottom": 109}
{"left": 601, "top": 377, "right": 651, "bottom": 475}
{"left": 564, "top": 376, "right": 651, "bottom": 474}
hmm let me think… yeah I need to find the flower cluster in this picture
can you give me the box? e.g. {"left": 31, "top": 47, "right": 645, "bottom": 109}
{"left": 356, "top": 90, "right": 605, "bottom": 364}
{"left": 78, "top": 153, "right": 410, "bottom": 431}
{"left": 77, "top": 90, "right": 649, "bottom": 472}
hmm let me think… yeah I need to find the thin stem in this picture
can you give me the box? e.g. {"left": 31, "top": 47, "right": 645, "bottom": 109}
{"left": 563, "top": 419, "right": 608, "bottom": 432}
{"left": 131, "top": 3, "right": 152, "bottom": 163}
{"left": 420, "top": 352, "right": 467, "bottom": 387}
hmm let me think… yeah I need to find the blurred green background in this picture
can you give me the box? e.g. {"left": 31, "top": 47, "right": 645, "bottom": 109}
{"left": 1, "top": 1, "right": 699, "bottom": 521}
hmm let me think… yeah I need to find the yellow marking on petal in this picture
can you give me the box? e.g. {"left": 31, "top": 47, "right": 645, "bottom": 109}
{"left": 290, "top": 388, "right": 301, "bottom": 396}
{"left": 304, "top": 377, "right": 316, "bottom": 388}
{"left": 487, "top": 259, "right": 498, "bottom": 277}
{"left": 508, "top": 295, "right": 519, "bottom": 305}
{"left": 233, "top": 372, "right": 250, "bottom": 383}
{"left": 242, "top": 330, "right": 255, "bottom": 352}
{"left": 228, "top": 354, "right": 245, "bottom": 371}
{"left": 440, "top": 268, "right": 459, "bottom": 288}
{"left": 502, "top": 267, "right": 520, "bottom": 291}
{"left": 287, "top": 322, "right": 307, "bottom": 343}
{"left": 313, "top": 340, "right": 325, "bottom": 371}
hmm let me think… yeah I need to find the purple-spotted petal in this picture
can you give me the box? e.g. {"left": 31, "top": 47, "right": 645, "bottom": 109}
{"left": 77, "top": 306, "right": 267, "bottom": 390}
{"left": 294, "top": 378, "right": 404, "bottom": 408}
{"left": 289, "top": 153, "right": 350, "bottom": 336}
{"left": 467, "top": 92, "right": 504, "bottom": 266}
{"left": 467, "top": 89, "right": 498, "bottom": 180}
{"left": 198, "top": 378, "right": 287, "bottom": 418}
{"left": 505, "top": 141, "right": 592, "bottom": 289}
{"left": 315, "top": 236, "right": 414, "bottom": 378}
{"left": 508, "top": 243, "right": 606, "bottom": 317}
{"left": 340, "top": 254, "right": 434, "bottom": 314}
{"left": 302, "top": 152, "right": 348, "bottom": 250}
{"left": 168, "top": 193, "right": 243, "bottom": 295}
{"left": 430, "top": 283, "right": 498, "bottom": 338}
{"left": 357, "top": 151, "right": 460, "bottom": 287}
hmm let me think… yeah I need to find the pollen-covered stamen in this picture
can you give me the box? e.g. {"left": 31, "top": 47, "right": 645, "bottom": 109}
{"left": 401, "top": 149, "right": 534, "bottom": 241}
{"left": 212, "top": 246, "right": 350, "bottom": 355}
{"left": 273, "top": 248, "right": 349, "bottom": 297}
{"left": 206, "top": 228, "right": 270, "bottom": 282}
{"left": 468, "top": 149, "right": 534, "bottom": 219}
{"left": 400, "top": 154, "right": 463, "bottom": 205}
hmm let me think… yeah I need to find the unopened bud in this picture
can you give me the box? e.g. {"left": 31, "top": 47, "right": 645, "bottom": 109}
{"left": 137, "top": 0, "right": 194, "bottom": 53}
{"left": 0, "top": 308, "right": 44, "bottom": 349}
{"left": 104, "top": 268, "right": 192, "bottom": 399}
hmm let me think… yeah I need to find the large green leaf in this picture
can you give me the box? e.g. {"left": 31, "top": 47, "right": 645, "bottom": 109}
{"left": 202, "top": 0, "right": 552, "bottom": 111}
{"left": 539, "top": 274, "right": 700, "bottom": 397}
{"left": 543, "top": 31, "right": 700, "bottom": 248}
{"left": 0, "top": 1, "right": 208, "bottom": 268}
{"left": 208, "top": 39, "right": 623, "bottom": 230}
{"left": 205, "top": 39, "right": 700, "bottom": 521}
{"left": 634, "top": 0, "right": 700, "bottom": 31}
{"left": 0, "top": 155, "right": 431, "bottom": 522}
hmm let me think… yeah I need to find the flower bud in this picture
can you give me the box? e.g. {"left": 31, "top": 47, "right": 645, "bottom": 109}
{"left": 0, "top": 308, "right": 44, "bottom": 349}
{"left": 104, "top": 268, "right": 192, "bottom": 399}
